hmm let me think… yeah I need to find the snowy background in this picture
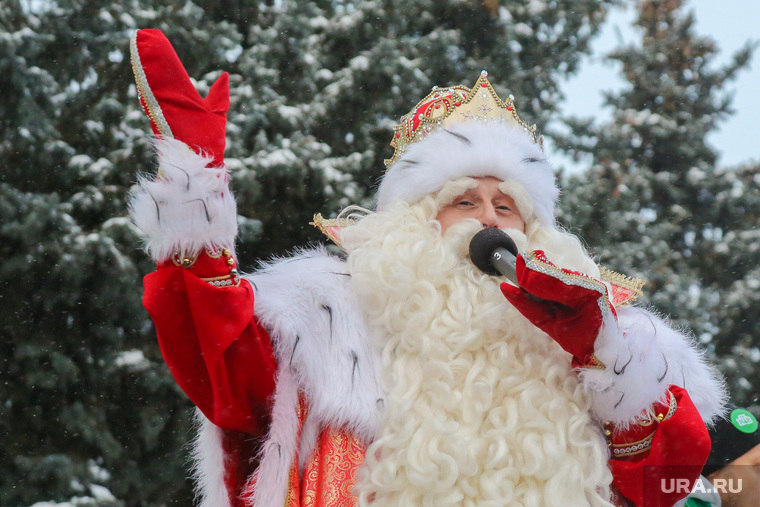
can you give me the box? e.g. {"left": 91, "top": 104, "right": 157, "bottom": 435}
{"left": 558, "top": 0, "right": 758, "bottom": 172}
{"left": 1, "top": 0, "right": 757, "bottom": 505}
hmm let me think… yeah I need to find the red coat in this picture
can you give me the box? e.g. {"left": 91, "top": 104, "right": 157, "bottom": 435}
{"left": 143, "top": 251, "right": 711, "bottom": 507}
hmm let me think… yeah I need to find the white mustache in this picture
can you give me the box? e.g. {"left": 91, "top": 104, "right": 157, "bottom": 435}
{"left": 441, "top": 219, "right": 530, "bottom": 259}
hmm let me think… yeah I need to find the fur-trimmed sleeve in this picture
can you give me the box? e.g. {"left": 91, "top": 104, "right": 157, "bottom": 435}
{"left": 129, "top": 137, "right": 238, "bottom": 263}
{"left": 248, "top": 248, "right": 384, "bottom": 445}
{"left": 579, "top": 305, "right": 727, "bottom": 427}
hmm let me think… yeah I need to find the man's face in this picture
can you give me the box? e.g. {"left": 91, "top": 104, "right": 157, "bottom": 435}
{"left": 436, "top": 176, "right": 525, "bottom": 234}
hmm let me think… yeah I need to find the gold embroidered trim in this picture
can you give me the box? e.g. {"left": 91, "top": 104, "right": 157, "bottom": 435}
{"left": 583, "top": 354, "right": 606, "bottom": 370}
{"left": 130, "top": 32, "right": 173, "bottom": 139}
{"left": 610, "top": 430, "right": 656, "bottom": 457}
{"left": 200, "top": 274, "right": 241, "bottom": 288}
{"left": 611, "top": 430, "right": 657, "bottom": 448}
{"left": 310, "top": 213, "right": 356, "bottom": 249}
{"left": 205, "top": 245, "right": 224, "bottom": 258}
{"left": 284, "top": 396, "right": 306, "bottom": 507}
{"left": 600, "top": 266, "right": 645, "bottom": 306}
{"left": 386, "top": 71, "right": 543, "bottom": 167}
{"left": 284, "top": 456, "right": 296, "bottom": 507}
{"left": 171, "top": 252, "right": 198, "bottom": 268}
{"left": 201, "top": 274, "right": 231, "bottom": 281}
{"left": 661, "top": 390, "right": 678, "bottom": 422}
{"left": 522, "top": 251, "right": 612, "bottom": 310}
{"left": 639, "top": 389, "right": 678, "bottom": 427}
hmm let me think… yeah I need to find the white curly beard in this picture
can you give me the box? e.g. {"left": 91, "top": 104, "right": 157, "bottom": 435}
{"left": 342, "top": 194, "right": 614, "bottom": 507}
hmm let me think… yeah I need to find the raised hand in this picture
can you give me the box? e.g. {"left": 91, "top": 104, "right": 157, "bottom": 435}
{"left": 128, "top": 29, "right": 237, "bottom": 263}
{"left": 130, "top": 29, "right": 229, "bottom": 167}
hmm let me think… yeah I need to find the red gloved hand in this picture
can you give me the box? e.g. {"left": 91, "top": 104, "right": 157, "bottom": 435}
{"left": 129, "top": 29, "right": 229, "bottom": 167}
{"left": 500, "top": 250, "right": 616, "bottom": 366}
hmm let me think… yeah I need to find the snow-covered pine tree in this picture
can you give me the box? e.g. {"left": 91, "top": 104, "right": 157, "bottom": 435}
{"left": 2, "top": 0, "right": 616, "bottom": 503}
{"left": 556, "top": 0, "right": 756, "bottom": 407}
{"left": 193, "top": 0, "right": 614, "bottom": 259}
{"left": 698, "top": 161, "right": 760, "bottom": 408}
{"left": 0, "top": 1, "right": 242, "bottom": 504}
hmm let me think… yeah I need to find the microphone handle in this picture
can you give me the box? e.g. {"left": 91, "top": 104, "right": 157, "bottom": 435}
{"left": 492, "top": 249, "right": 555, "bottom": 306}
{"left": 491, "top": 247, "right": 519, "bottom": 286}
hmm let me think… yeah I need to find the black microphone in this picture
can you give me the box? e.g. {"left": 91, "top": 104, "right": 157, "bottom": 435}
{"left": 468, "top": 228, "right": 520, "bottom": 286}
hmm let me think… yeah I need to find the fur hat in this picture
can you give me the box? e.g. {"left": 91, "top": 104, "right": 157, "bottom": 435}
{"left": 376, "top": 121, "right": 559, "bottom": 226}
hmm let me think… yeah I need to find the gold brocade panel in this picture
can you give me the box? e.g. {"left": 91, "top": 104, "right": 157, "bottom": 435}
{"left": 300, "top": 427, "right": 367, "bottom": 506}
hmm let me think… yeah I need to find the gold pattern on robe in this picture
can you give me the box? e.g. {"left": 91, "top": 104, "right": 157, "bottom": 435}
{"left": 300, "top": 427, "right": 367, "bottom": 506}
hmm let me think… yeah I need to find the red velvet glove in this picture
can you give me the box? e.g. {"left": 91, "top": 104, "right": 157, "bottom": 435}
{"left": 130, "top": 29, "right": 229, "bottom": 167}
{"left": 500, "top": 250, "right": 616, "bottom": 366}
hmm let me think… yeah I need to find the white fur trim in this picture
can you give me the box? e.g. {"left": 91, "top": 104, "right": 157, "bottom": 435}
{"left": 190, "top": 409, "right": 232, "bottom": 507}
{"left": 580, "top": 306, "right": 727, "bottom": 427}
{"left": 248, "top": 248, "right": 384, "bottom": 446}
{"left": 190, "top": 248, "right": 382, "bottom": 505}
{"left": 377, "top": 123, "right": 558, "bottom": 225}
{"left": 129, "top": 137, "right": 238, "bottom": 262}
{"left": 297, "top": 412, "right": 322, "bottom": 474}
{"left": 244, "top": 367, "right": 301, "bottom": 507}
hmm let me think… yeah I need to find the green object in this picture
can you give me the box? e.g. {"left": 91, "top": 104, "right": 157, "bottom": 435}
{"left": 730, "top": 408, "right": 759, "bottom": 434}
{"left": 684, "top": 498, "right": 712, "bottom": 507}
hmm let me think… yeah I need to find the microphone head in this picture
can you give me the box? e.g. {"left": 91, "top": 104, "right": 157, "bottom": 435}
{"left": 468, "top": 228, "right": 519, "bottom": 276}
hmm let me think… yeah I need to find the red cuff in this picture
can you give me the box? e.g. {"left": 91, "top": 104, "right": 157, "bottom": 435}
{"left": 158, "top": 248, "right": 241, "bottom": 287}
{"left": 608, "top": 386, "right": 711, "bottom": 506}
{"left": 145, "top": 249, "right": 277, "bottom": 435}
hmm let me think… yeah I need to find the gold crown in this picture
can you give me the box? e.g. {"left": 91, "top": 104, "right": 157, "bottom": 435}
{"left": 385, "top": 70, "right": 543, "bottom": 168}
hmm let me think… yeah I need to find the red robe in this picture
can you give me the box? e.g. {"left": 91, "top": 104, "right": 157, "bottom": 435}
{"left": 143, "top": 251, "right": 710, "bottom": 507}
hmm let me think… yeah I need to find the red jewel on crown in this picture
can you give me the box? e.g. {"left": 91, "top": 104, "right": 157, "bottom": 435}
{"left": 385, "top": 71, "right": 543, "bottom": 168}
